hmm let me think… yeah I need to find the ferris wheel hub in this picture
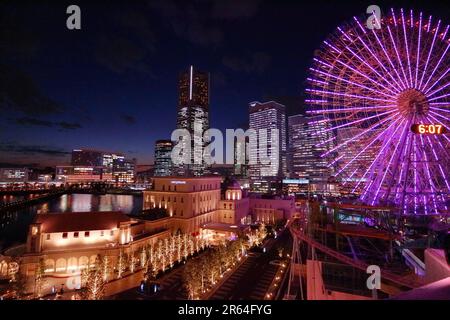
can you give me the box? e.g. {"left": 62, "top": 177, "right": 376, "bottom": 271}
{"left": 396, "top": 89, "right": 429, "bottom": 117}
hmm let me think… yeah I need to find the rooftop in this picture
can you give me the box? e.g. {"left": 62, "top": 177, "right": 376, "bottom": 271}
{"left": 33, "top": 211, "right": 134, "bottom": 233}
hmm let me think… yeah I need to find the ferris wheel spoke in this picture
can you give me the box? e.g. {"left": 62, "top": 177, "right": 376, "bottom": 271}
{"left": 387, "top": 9, "right": 410, "bottom": 87}
{"left": 420, "top": 134, "right": 442, "bottom": 214}
{"left": 430, "top": 107, "right": 450, "bottom": 114}
{"left": 335, "top": 117, "right": 403, "bottom": 177}
{"left": 422, "top": 25, "right": 450, "bottom": 91}
{"left": 428, "top": 92, "right": 450, "bottom": 102}
{"left": 320, "top": 109, "right": 398, "bottom": 134}
{"left": 426, "top": 77, "right": 450, "bottom": 98}
{"left": 371, "top": 9, "right": 407, "bottom": 91}
{"left": 431, "top": 134, "right": 450, "bottom": 159}
{"left": 428, "top": 83, "right": 450, "bottom": 101}
{"left": 308, "top": 67, "right": 396, "bottom": 99}
{"left": 429, "top": 102, "right": 450, "bottom": 106}
{"left": 306, "top": 105, "right": 397, "bottom": 114}
{"left": 352, "top": 118, "right": 405, "bottom": 193}
{"left": 429, "top": 110, "right": 450, "bottom": 121}
{"left": 358, "top": 34, "right": 404, "bottom": 92}
{"left": 320, "top": 113, "right": 399, "bottom": 157}
{"left": 422, "top": 41, "right": 450, "bottom": 93}
{"left": 305, "top": 88, "right": 395, "bottom": 103}
{"left": 426, "top": 114, "right": 450, "bottom": 143}
{"left": 394, "top": 130, "right": 412, "bottom": 203}
{"left": 334, "top": 57, "right": 400, "bottom": 96}
{"left": 340, "top": 41, "right": 400, "bottom": 94}
{"left": 370, "top": 119, "right": 409, "bottom": 205}
{"left": 369, "top": 22, "right": 408, "bottom": 90}
{"left": 424, "top": 135, "right": 450, "bottom": 191}
{"left": 415, "top": 12, "right": 424, "bottom": 88}
{"left": 401, "top": 9, "right": 414, "bottom": 87}
{"left": 418, "top": 19, "right": 442, "bottom": 89}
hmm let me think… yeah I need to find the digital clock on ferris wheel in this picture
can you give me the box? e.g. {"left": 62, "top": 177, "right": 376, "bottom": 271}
{"left": 411, "top": 124, "right": 447, "bottom": 135}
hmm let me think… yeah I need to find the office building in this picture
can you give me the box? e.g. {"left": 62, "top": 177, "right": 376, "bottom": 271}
{"left": 248, "top": 101, "right": 287, "bottom": 191}
{"left": 154, "top": 140, "right": 173, "bottom": 177}
{"left": 288, "top": 115, "right": 334, "bottom": 192}
{"left": 57, "top": 149, "right": 136, "bottom": 183}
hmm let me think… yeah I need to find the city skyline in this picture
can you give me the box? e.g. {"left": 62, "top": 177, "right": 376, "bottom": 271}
{"left": 3, "top": 0, "right": 448, "bottom": 167}
{"left": 0, "top": 0, "right": 448, "bottom": 304}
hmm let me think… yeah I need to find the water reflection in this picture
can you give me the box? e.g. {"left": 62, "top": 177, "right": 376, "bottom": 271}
{"left": 0, "top": 194, "right": 41, "bottom": 205}
{"left": 0, "top": 193, "right": 142, "bottom": 250}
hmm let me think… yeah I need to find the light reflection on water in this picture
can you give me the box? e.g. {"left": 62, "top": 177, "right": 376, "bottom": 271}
{"left": 0, "top": 193, "right": 142, "bottom": 250}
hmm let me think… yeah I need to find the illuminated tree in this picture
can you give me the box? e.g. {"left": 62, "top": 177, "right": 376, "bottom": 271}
{"left": 83, "top": 255, "right": 105, "bottom": 300}
{"left": 9, "top": 261, "right": 27, "bottom": 299}
{"left": 129, "top": 251, "right": 136, "bottom": 273}
{"left": 34, "top": 258, "right": 46, "bottom": 298}
{"left": 102, "top": 256, "right": 110, "bottom": 282}
{"left": 176, "top": 234, "right": 182, "bottom": 262}
{"left": 183, "top": 260, "right": 201, "bottom": 299}
{"left": 140, "top": 246, "right": 147, "bottom": 268}
{"left": 117, "top": 249, "right": 126, "bottom": 279}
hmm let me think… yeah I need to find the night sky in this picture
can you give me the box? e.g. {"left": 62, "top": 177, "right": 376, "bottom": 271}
{"left": 0, "top": 0, "right": 448, "bottom": 167}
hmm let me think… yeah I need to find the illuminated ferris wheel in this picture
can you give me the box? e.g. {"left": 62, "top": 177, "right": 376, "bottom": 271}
{"left": 306, "top": 8, "right": 449, "bottom": 215}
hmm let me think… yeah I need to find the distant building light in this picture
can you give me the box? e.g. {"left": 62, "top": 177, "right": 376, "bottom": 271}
{"left": 282, "top": 179, "right": 309, "bottom": 184}
{"left": 171, "top": 180, "right": 186, "bottom": 184}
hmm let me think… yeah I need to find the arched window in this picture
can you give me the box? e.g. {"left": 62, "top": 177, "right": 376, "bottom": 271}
{"left": 89, "top": 255, "right": 97, "bottom": 267}
{"left": 44, "top": 259, "right": 55, "bottom": 273}
{"left": 78, "top": 256, "right": 89, "bottom": 270}
{"left": 68, "top": 257, "right": 78, "bottom": 272}
{"left": 55, "top": 258, "right": 67, "bottom": 272}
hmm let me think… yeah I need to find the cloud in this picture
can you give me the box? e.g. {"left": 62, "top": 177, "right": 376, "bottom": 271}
{"left": 15, "top": 117, "right": 53, "bottom": 127}
{"left": 0, "top": 143, "right": 70, "bottom": 157}
{"left": 211, "top": 0, "right": 260, "bottom": 20}
{"left": 0, "top": 64, "right": 63, "bottom": 116}
{"left": 120, "top": 114, "right": 136, "bottom": 125}
{"left": 222, "top": 52, "right": 271, "bottom": 74}
{"left": 14, "top": 117, "right": 82, "bottom": 130}
{"left": 95, "top": 35, "right": 150, "bottom": 74}
{"left": 211, "top": 71, "right": 228, "bottom": 87}
{"left": 58, "top": 122, "right": 82, "bottom": 130}
{"left": 94, "top": 9, "right": 157, "bottom": 74}
{"left": 149, "top": 0, "right": 224, "bottom": 47}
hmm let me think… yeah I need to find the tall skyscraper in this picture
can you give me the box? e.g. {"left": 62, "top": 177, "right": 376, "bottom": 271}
{"left": 174, "top": 66, "right": 210, "bottom": 176}
{"left": 288, "top": 115, "right": 334, "bottom": 189}
{"left": 154, "top": 140, "right": 173, "bottom": 177}
{"left": 248, "top": 101, "right": 287, "bottom": 189}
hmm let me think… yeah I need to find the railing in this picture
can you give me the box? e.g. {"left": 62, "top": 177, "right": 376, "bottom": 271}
{"left": 289, "top": 219, "right": 421, "bottom": 289}
{"left": 0, "top": 191, "right": 66, "bottom": 211}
